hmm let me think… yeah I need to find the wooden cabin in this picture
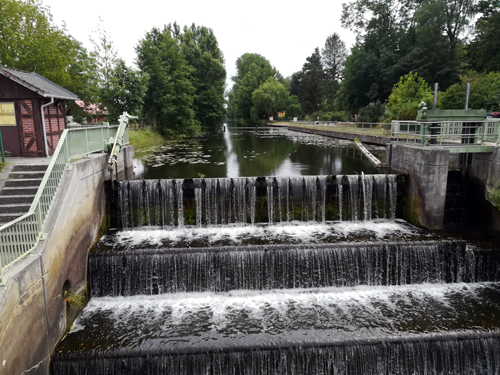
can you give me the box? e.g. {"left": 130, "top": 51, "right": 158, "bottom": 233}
{"left": 0, "top": 67, "right": 78, "bottom": 157}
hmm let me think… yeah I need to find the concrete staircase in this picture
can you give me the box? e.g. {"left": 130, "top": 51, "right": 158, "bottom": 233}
{"left": 0, "top": 165, "right": 47, "bottom": 225}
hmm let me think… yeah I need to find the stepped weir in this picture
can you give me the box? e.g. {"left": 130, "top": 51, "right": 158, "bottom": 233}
{"left": 51, "top": 174, "right": 500, "bottom": 374}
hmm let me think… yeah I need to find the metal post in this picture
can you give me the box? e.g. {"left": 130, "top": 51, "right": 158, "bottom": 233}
{"left": 421, "top": 123, "right": 430, "bottom": 146}
{"left": 465, "top": 83, "right": 470, "bottom": 110}
{"left": 433, "top": 83, "right": 438, "bottom": 110}
{"left": 0, "top": 129, "right": 5, "bottom": 163}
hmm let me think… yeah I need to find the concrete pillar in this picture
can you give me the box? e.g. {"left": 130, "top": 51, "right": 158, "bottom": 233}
{"left": 391, "top": 144, "right": 449, "bottom": 229}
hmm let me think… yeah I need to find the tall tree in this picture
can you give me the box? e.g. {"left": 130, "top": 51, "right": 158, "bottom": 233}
{"left": 340, "top": 0, "right": 478, "bottom": 112}
{"left": 100, "top": 59, "right": 149, "bottom": 122}
{"left": 136, "top": 26, "right": 198, "bottom": 136}
{"left": 288, "top": 71, "right": 303, "bottom": 97}
{"left": 467, "top": 1, "right": 500, "bottom": 73}
{"left": 251, "top": 77, "right": 289, "bottom": 120}
{"left": 322, "top": 33, "right": 348, "bottom": 107}
{"left": 298, "top": 48, "right": 325, "bottom": 115}
{"left": 322, "top": 33, "right": 348, "bottom": 82}
{"left": 89, "top": 18, "right": 118, "bottom": 90}
{"left": 227, "top": 53, "right": 282, "bottom": 121}
{"left": 0, "top": 0, "right": 93, "bottom": 99}
{"left": 172, "top": 23, "right": 227, "bottom": 130}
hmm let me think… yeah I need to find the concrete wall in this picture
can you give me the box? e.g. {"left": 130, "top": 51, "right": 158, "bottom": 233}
{"left": 469, "top": 147, "right": 500, "bottom": 232}
{"left": 0, "top": 146, "right": 134, "bottom": 375}
{"left": 390, "top": 144, "right": 450, "bottom": 230}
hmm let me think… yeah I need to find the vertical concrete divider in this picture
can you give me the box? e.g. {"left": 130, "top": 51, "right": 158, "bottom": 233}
{"left": 390, "top": 144, "right": 449, "bottom": 229}
{"left": 469, "top": 147, "right": 500, "bottom": 231}
{"left": 0, "top": 146, "right": 134, "bottom": 375}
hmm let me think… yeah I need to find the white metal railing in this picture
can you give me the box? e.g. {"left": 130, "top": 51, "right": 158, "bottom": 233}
{"left": 420, "top": 120, "right": 500, "bottom": 147}
{"left": 0, "top": 125, "right": 125, "bottom": 284}
{"left": 390, "top": 120, "right": 500, "bottom": 146}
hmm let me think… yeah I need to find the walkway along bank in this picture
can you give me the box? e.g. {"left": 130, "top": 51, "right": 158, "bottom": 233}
{"left": 0, "top": 146, "right": 133, "bottom": 375}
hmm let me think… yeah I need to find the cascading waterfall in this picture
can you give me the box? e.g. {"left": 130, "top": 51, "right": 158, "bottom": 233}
{"left": 116, "top": 175, "right": 398, "bottom": 228}
{"left": 160, "top": 180, "right": 174, "bottom": 226}
{"left": 52, "top": 336, "right": 500, "bottom": 375}
{"left": 175, "top": 181, "right": 184, "bottom": 227}
{"left": 87, "top": 240, "right": 494, "bottom": 297}
{"left": 51, "top": 172, "right": 500, "bottom": 375}
{"left": 347, "top": 175, "right": 359, "bottom": 221}
{"left": 337, "top": 177, "right": 343, "bottom": 221}
{"left": 388, "top": 174, "right": 397, "bottom": 219}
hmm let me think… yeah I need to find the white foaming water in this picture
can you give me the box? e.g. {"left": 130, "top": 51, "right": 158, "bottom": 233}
{"left": 112, "top": 220, "right": 418, "bottom": 247}
{"left": 74, "top": 282, "right": 494, "bottom": 334}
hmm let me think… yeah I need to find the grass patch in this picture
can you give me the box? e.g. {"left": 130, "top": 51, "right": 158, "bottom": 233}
{"left": 0, "top": 162, "right": 5, "bottom": 172}
{"left": 129, "top": 129, "right": 167, "bottom": 154}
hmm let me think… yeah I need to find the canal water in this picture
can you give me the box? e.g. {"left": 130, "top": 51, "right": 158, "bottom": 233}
{"left": 133, "top": 126, "right": 384, "bottom": 179}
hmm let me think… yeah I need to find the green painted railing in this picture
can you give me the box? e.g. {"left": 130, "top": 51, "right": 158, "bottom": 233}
{"left": 0, "top": 125, "right": 127, "bottom": 285}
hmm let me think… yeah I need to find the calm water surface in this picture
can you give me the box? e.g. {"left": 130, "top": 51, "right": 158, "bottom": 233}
{"left": 134, "top": 126, "right": 384, "bottom": 179}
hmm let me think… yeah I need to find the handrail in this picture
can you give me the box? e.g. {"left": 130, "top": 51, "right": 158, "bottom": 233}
{"left": 391, "top": 120, "right": 500, "bottom": 147}
{"left": 0, "top": 124, "right": 127, "bottom": 284}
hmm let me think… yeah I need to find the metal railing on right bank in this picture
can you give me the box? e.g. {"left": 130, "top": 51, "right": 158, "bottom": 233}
{"left": 390, "top": 120, "right": 500, "bottom": 150}
{"left": 0, "top": 124, "right": 127, "bottom": 285}
{"left": 288, "top": 121, "right": 392, "bottom": 135}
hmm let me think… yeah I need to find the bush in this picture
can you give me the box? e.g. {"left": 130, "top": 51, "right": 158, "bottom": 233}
{"left": 386, "top": 72, "right": 433, "bottom": 121}
{"left": 357, "top": 102, "right": 386, "bottom": 122}
{"left": 441, "top": 71, "right": 500, "bottom": 111}
{"left": 490, "top": 181, "right": 500, "bottom": 209}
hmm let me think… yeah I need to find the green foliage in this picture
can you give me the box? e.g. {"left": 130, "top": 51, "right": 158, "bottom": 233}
{"left": 322, "top": 33, "right": 347, "bottom": 108}
{"left": 286, "top": 95, "right": 302, "bottom": 119}
{"left": 490, "top": 181, "right": 500, "bottom": 209}
{"left": 440, "top": 71, "right": 500, "bottom": 111}
{"left": 467, "top": 1, "right": 500, "bottom": 73}
{"left": 0, "top": 0, "right": 95, "bottom": 101}
{"left": 136, "top": 26, "right": 199, "bottom": 136}
{"left": 385, "top": 72, "right": 433, "bottom": 121}
{"left": 340, "top": 0, "right": 476, "bottom": 112}
{"left": 101, "top": 59, "right": 149, "bottom": 122}
{"left": 0, "top": 162, "right": 6, "bottom": 172}
{"left": 251, "top": 77, "right": 288, "bottom": 120}
{"left": 227, "top": 53, "right": 283, "bottom": 122}
{"left": 174, "top": 23, "right": 227, "bottom": 130}
{"left": 63, "top": 290, "right": 86, "bottom": 308}
{"left": 298, "top": 48, "right": 325, "bottom": 115}
{"left": 357, "top": 102, "right": 386, "bottom": 123}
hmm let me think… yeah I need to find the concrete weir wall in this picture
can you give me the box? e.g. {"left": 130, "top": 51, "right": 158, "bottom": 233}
{"left": 0, "top": 146, "right": 134, "bottom": 375}
{"left": 390, "top": 144, "right": 450, "bottom": 230}
{"left": 469, "top": 148, "right": 500, "bottom": 232}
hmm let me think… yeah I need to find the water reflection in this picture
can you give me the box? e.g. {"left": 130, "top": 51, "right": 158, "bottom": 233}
{"left": 134, "top": 126, "right": 382, "bottom": 179}
{"left": 223, "top": 124, "right": 239, "bottom": 177}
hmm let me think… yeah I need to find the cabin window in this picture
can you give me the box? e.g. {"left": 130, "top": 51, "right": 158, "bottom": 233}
{"left": 0, "top": 102, "right": 16, "bottom": 126}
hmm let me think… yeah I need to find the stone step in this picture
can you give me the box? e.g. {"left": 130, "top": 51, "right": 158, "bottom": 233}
{"left": 0, "top": 213, "right": 23, "bottom": 224}
{"left": 12, "top": 164, "right": 48, "bottom": 172}
{"left": 4, "top": 178, "right": 43, "bottom": 187}
{"left": 0, "top": 187, "right": 38, "bottom": 196}
{"left": 0, "top": 195, "right": 35, "bottom": 204}
{"left": 0, "top": 204, "right": 31, "bottom": 214}
{"left": 8, "top": 171, "right": 46, "bottom": 179}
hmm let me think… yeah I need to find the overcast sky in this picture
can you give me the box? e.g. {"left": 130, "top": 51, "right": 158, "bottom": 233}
{"left": 43, "top": 0, "right": 356, "bottom": 88}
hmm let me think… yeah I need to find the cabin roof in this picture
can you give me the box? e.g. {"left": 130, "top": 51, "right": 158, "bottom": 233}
{"left": 0, "top": 66, "right": 79, "bottom": 101}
